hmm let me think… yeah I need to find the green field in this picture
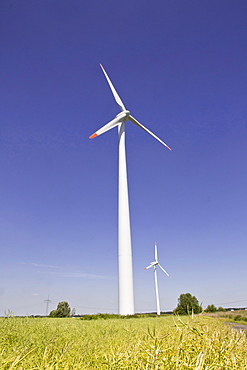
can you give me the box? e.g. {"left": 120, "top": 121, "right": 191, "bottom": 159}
{"left": 1, "top": 315, "right": 246, "bottom": 369}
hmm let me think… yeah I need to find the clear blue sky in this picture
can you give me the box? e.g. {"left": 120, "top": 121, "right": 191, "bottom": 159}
{"left": 1, "top": 0, "right": 247, "bottom": 316}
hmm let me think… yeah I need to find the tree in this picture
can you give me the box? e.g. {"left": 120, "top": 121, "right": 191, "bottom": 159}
{"left": 205, "top": 304, "right": 217, "bottom": 313}
{"left": 48, "top": 309, "right": 58, "bottom": 317}
{"left": 217, "top": 306, "right": 226, "bottom": 312}
{"left": 174, "top": 293, "right": 202, "bottom": 315}
{"left": 49, "top": 301, "right": 71, "bottom": 317}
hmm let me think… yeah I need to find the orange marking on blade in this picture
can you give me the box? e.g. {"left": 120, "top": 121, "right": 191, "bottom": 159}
{"left": 89, "top": 133, "right": 98, "bottom": 139}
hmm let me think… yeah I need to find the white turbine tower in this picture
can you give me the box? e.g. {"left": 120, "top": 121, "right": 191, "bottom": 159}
{"left": 90, "top": 65, "right": 171, "bottom": 315}
{"left": 145, "top": 243, "right": 170, "bottom": 315}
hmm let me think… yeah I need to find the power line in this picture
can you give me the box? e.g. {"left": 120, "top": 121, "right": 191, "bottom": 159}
{"left": 214, "top": 299, "right": 247, "bottom": 306}
{"left": 75, "top": 305, "right": 117, "bottom": 311}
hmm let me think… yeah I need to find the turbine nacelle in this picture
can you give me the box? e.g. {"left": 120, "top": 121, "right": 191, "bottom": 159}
{"left": 144, "top": 261, "right": 158, "bottom": 269}
{"left": 116, "top": 110, "right": 130, "bottom": 121}
{"left": 89, "top": 110, "right": 131, "bottom": 139}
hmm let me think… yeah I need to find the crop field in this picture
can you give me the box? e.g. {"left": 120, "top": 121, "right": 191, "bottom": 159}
{"left": 0, "top": 315, "right": 247, "bottom": 369}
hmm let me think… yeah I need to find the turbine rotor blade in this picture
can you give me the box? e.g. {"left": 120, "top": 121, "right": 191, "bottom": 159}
{"left": 89, "top": 116, "right": 123, "bottom": 138}
{"left": 129, "top": 115, "right": 172, "bottom": 150}
{"left": 158, "top": 264, "right": 170, "bottom": 277}
{"left": 100, "top": 64, "right": 126, "bottom": 111}
{"left": 154, "top": 243, "right": 158, "bottom": 262}
{"left": 144, "top": 264, "right": 153, "bottom": 270}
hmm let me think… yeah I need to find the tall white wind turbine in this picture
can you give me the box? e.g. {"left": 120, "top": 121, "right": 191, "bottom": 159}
{"left": 145, "top": 243, "right": 170, "bottom": 315}
{"left": 90, "top": 65, "right": 171, "bottom": 315}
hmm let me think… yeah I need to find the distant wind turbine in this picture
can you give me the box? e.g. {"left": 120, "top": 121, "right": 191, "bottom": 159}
{"left": 90, "top": 65, "right": 171, "bottom": 315}
{"left": 145, "top": 243, "right": 170, "bottom": 315}
{"left": 44, "top": 296, "right": 52, "bottom": 316}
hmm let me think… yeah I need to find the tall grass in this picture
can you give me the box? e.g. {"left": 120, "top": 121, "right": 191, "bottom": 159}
{"left": 0, "top": 315, "right": 246, "bottom": 369}
{"left": 203, "top": 309, "right": 247, "bottom": 325}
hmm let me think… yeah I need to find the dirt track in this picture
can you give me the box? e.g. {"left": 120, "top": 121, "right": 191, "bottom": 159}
{"left": 225, "top": 322, "right": 247, "bottom": 332}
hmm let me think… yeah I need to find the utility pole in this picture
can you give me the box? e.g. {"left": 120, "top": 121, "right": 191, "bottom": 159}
{"left": 44, "top": 296, "right": 52, "bottom": 316}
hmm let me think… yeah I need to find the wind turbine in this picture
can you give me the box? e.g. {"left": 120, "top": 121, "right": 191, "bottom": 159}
{"left": 145, "top": 243, "right": 170, "bottom": 315}
{"left": 90, "top": 65, "right": 171, "bottom": 315}
{"left": 44, "top": 296, "right": 52, "bottom": 316}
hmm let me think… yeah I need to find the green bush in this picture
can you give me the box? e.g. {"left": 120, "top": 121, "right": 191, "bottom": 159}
{"left": 217, "top": 306, "right": 226, "bottom": 312}
{"left": 205, "top": 304, "right": 217, "bottom": 313}
{"left": 81, "top": 313, "right": 160, "bottom": 320}
{"left": 81, "top": 313, "right": 143, "bottom": 320}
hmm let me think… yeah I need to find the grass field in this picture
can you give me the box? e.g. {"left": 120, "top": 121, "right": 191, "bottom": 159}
{"left": 0, "top": 315, "right": 247, "bottom": 369}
